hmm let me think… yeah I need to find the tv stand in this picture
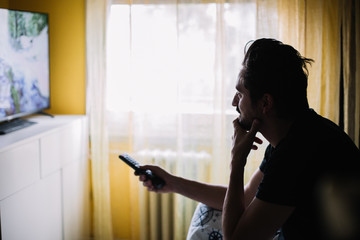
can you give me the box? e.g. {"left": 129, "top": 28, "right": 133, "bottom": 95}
{"left": 37, "top": 111, "right": 55, "bottom": 118}
{"left": 0, "top": 115, "right": 90, "bottom": 239}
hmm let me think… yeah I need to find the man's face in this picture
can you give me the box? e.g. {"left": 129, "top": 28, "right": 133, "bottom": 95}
{"left": 232, "top": 74, "right": 259, "bottom": 130}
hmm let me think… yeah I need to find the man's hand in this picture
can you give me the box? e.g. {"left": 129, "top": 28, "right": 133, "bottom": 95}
{"left": 135, "top": 165, "right": 175, "bottom": 193}
{"left": 231, "top": 119, "right": 262, "bottom": 169}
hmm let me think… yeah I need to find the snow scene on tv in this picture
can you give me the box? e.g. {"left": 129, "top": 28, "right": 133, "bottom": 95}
{"left": 0, "top": 9, "right": 49, "bottom": 118}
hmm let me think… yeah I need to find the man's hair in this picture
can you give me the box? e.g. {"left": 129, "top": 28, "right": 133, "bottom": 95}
{"left": 240, "top": 38, "right": 314, "bottom": 119}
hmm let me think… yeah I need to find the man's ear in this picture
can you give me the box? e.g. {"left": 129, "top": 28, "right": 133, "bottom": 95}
{"left": 261, "top": 94, "right": 274, "bottom": 114}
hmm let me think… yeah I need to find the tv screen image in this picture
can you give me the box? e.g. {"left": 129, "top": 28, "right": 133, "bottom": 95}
{"left": 0, "top": 8, "right": 50, "bottom": 125}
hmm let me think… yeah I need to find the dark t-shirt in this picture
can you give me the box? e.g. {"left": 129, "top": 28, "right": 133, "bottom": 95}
{"left": 256, "top": 109, "right": 360, "bottom": 240}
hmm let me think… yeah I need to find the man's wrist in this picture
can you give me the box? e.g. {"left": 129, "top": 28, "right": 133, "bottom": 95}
{"left": 170, "top": 175, "right": 183, "bottom": 194}
{"left": 230, "top": 155, "right": 247, "bottom": 170}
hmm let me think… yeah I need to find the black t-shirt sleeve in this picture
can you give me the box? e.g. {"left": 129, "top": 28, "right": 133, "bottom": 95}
{"left": 256, "top": 143, "right": 305, "bottom": 207}
{"left": 259, "top": 144, "right": 272, "bottom": 173}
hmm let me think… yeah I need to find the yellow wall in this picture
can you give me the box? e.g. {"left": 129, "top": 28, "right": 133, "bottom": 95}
{"left": 2, "top": 0, "right": 86, "bottom": 115}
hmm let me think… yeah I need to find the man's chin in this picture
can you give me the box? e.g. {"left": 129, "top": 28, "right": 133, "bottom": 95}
{"left": 238, "top": 117, "right": 252, "bottom": 131}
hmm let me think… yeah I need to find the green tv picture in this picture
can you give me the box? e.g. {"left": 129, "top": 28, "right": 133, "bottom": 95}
{"left": 0, "top": 9, "right": 49, "bottom": 118}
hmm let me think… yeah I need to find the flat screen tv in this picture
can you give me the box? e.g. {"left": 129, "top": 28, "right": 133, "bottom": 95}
{"left": 0, "top": 8, "right": 50, "bottom": 133}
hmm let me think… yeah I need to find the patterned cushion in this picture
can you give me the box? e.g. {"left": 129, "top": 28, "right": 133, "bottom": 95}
{"left": 186, "top": 203, "right": 223, "bottom": 240}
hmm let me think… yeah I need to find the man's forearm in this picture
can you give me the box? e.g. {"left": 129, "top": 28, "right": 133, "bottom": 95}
{"left": 222, "top": 167, "right": 245, "bottom": 239}
{"left": 172, "top": 176, "right": 227, "bottom": 210}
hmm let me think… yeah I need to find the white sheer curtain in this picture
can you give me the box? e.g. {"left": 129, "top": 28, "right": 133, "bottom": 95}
{"left": 106, "top": 1, "right": 276, "bottom": 239}
{"left": 86, "top": 0, "right": 113, "bottom": 239}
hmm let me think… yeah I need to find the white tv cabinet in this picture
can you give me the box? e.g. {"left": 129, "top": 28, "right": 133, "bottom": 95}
{"left": 0, "top": 115, "right": 90, "bottom": 240}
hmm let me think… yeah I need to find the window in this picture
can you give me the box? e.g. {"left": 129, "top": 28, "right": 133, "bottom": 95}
{"left": 106, "top": 3, "right": 259, "bottom": 150}
{"left": 107, "top": 3, "right": 256, "bottom": 113}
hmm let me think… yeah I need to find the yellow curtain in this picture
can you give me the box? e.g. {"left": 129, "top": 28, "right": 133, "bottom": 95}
{"left": 341, "top": 0, "right": 360, "bottom": 147}
{"left": 278, "top": 0, "right": 341, "bottom": 124}
{"left": 278, "top": 0, "right": 360, "bottom": 147}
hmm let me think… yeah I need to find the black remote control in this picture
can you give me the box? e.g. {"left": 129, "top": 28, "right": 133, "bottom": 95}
{"left": 119, "top": 153, "right": 166, "bottom": 189}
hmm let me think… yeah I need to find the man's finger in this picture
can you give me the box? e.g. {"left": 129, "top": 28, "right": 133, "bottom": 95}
{"left": 254, "top": 136, "right": 263, "bottom": 144}
{"left": 232, "top": 118, "right": 241, "bottom": 129}
{"left": 233, "top": 118, "right": 247, "bottom": 135}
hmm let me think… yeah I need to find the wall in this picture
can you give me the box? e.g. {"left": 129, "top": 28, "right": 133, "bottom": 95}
{"left": 1, "top": 0, "right": 86, "bottom": 115}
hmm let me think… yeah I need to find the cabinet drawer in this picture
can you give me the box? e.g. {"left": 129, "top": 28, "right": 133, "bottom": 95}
{"left": 0, "top": 141, "right": 40, "bottom": 200}
{"left": 0, "top": 171, "right": 63, "bottom": 240}
{"left": 40, "top": 119, "right": 84, "bottom": 177}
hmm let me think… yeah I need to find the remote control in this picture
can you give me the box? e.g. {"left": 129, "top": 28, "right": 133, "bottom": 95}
{"left": 119, "top": 153, "right": 166, "bottom": 189}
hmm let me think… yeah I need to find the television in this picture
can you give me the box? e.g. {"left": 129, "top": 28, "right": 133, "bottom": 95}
{"left": 0, "top": 8, "right": 50, "bottom": 134}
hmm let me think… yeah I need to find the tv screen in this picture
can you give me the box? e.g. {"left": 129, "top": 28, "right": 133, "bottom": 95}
{"left": 0, "top": 8, "right": 50, "bottom": 124}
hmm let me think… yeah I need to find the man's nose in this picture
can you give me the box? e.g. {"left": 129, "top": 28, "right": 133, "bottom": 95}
{"left": 232, "top": 94, "right": 238, "bottom": 107}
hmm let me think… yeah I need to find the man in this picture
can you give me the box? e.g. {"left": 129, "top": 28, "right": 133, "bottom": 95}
{"left": 137, "top": 38, "right": 360, "bottom": 239}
